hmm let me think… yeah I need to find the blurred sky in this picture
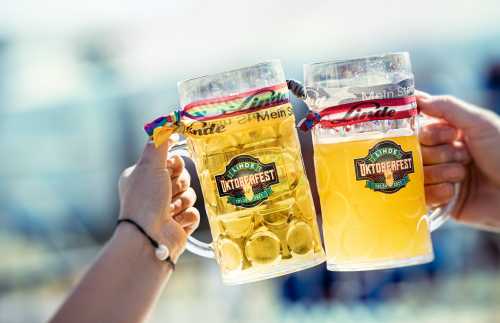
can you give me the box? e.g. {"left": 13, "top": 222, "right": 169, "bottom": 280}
{"left": 2, "top": 0, "right": 500, "bottom": 104}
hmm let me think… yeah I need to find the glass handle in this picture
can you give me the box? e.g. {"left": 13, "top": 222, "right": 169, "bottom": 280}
{"left": 428, "top": 182, "right": 460, "bottom": 232}
{"left": 169, "top": 140, "right": 215, "bottom": 258}
{"left": 419, "top": 114, "right": 460, "bottom": 232}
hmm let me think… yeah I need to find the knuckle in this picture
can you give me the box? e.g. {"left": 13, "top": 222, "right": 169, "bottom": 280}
{"left": 434, "top": 183, "right": 454, "bottom": 199}
{"left": 171, "top": 154, "right": 185, "bottom": 168}
{"left": 424, "top": 167, "right": 437, "bottom": 183}
{"left": 420, "top": 126, "right": 432, "bottom": 139}
{"left": 189, "top": 208, "right": 201, "bottom": 227}
{"left": 179, "top": 175, "right": 190, "bottom": 191}
{"left": 178, "top": 207, "right": 200, "bottom": 228}
{"left": 183, "top": 169, "right": 191, "bottom": 184}
{"left": 179, "top": 189, "right": 195, "bottom": 209}
{"left": 174, "top": 180, "right": 185, "bottom": 194}
{"left": 441, "top": 146, "right": 453, "bottom": 162}
{"left": 426, "top": 183, "right": 453, "bottom": 206}
{"left": 190, "top": 187, "right": 197, "bottom": 204}
{"left": 448, "top": 164, "right": 466, "bottom": 180}
{"left": 173, "top": 173, "right": 190, "bottom": 195}
{"left": 120, "top": 166, "right": 135, "bottom": 179}
{"left": 437, "top": 95, "right": 455, "bottom": 105}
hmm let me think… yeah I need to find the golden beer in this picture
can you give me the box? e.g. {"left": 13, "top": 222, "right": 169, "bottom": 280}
{"left": 314, "top": 134, "right": 432, "bottom": 268}
{"left": 187, "top": 103, "right": 325, "bottom": 283}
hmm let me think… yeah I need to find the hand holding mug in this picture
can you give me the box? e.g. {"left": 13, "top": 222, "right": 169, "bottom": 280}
{"left": 418, "top": 92, "right": 500, "bottom": 231}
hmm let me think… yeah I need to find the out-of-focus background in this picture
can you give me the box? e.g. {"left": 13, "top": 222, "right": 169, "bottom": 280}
{"left": 1, "top": 1, "right": 500, "bottom": 322}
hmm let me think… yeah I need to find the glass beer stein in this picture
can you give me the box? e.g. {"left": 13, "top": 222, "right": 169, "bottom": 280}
{"left": 168, "top": 61, "right": 325, "bottom": 284}
{"left": 302, "top": 53, "right": 459, "bottom": 271}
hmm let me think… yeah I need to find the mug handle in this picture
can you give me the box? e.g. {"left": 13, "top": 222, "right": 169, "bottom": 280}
{"left": 427, "top": 183, "right": 460, "bottom": 231}
{"left": 169, "top": 140, "right": 216, "bottom": 258}
{"left": 419, "top": 115, "right": 461, "bottom": 232}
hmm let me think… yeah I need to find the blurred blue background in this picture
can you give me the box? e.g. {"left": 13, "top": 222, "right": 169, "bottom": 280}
{"left": 0, "top": 1, "right": 500, "bottom": 322}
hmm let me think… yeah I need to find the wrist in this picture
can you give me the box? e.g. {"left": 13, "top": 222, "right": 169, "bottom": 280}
{"left": 114, "top": 222, "right": 176, "bottom": 273}
{"left": 116, "top": 215, "right": 186, "bottom": 263}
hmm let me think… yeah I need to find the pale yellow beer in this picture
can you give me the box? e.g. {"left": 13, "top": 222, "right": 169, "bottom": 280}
{"left": 314, "top": 134, "right": 432, "bottom": 266}
{"left": 305, "top": 53, "right": 454, "bottom": 271}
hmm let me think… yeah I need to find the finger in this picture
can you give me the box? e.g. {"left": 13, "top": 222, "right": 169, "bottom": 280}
{"left": 425, "top": 183, "right": 454, "bottom": 207}
{"left": 421, "top": 143, "right": 471, "bottom": 165}
{"left": 419, "top": 122, "right": 458, "bottom": 146}
{"left": 170, "top": 187, "right": 197, "bottom": 216}
{"left": 166, "top": 155, "right": 185, "bottom": 178}
{"left": 415, "top": 90, "right": 431, "bottom": 99}
{"left": 137, "top": 140, "right": 170, "bottom": 169}
{"left": 171, "top": 168, "right": 191, "bottom": 197}
{"left": 416, "top": 95, "right": 485, "bottom": 131}
{"left": 173, "top": 207, "right": 200, "bottom": 235}
{"left": 118, "top": 165, "right": 136, "bottom": 197}
{"left": 424, "top": 163, "right": 467, "bottom": 185}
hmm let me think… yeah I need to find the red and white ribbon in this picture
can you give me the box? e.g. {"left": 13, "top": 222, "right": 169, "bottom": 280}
{"left": 300, "top": 96, "right": 417, "bottom": 130}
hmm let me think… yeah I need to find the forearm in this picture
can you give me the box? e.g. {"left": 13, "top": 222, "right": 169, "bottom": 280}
{"left": 49, "top": 224, "right": 172, "bottom": 323}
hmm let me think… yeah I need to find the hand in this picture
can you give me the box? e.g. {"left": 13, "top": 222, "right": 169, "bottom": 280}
{"left": 418, "top": 91, "right": 500, "bottom": 230}
{"left": 118, "top": 141, "right": 200, "bottom": 261}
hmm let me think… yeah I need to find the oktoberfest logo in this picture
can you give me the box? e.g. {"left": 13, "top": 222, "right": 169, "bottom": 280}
{"left": 354, "top": 141, "right": 414, "bottom": 193}
{"left": 215, "top": 155, "right": 279, "bottom": 207}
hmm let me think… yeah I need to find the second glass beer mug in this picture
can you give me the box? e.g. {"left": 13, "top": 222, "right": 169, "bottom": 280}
{"left": 160, "top": 61, "right": 325, "bottom": 284}
{"left": 302, "top": 53, "right": 459, "bottom": 271}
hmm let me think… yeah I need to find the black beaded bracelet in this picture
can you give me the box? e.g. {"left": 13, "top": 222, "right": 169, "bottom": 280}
{"left": 116, "top": 219, "right": 176, "bottom": 271}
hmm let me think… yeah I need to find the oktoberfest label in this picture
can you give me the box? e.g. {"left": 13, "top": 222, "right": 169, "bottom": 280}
{"left": 317, "top": 96, "right": 417, "bottom": 128}
{"left": 215, "top": 155, "right": 279, "bottom": 207}
{"left": 354, "top": 140, "right": 414, "bottom": 193}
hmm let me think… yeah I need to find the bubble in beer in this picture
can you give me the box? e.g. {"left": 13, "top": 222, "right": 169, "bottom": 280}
{"left": 279, "top": 118, "right": 296, "bottom": 150}
{"left": 260, "top": 209, "right": 289, "bottom": 227}
{"left": 293, "top": 182, "right": 314, "bottom": 221}
{"left": 260, "top": 197, "right": 293, "bottom": 227}
{"left": 217, "top": 238, "right": 243, "bottom": 271}
{"left": 200, "top": 171, "right": 218, "bottom": 207}
{"left": 286, "top": 220, "right": 314, "bottom": 256}
{"left": 218, "top": 212, "right": 254, "bottom": 239}
{"left": 245, "top": 229, "right": 281, "bottom": 265}
{"left": 205, "top": 135, "right": 238, "bottom": 154}
{"left": 243, "top": 138, "right": 277, "bottom": 150}
{"left": 202, "top": 155, "right": 224, "bottom": 177}
{"left": 282, "top": 152, "right": 299, "bottom": 188}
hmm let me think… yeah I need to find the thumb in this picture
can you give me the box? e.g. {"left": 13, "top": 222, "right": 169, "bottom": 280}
{"left": 416, "top": 91, "right": 489, "bottom": 133}
{"left": 137, "top": 140, "right": 170, "bottom": 169}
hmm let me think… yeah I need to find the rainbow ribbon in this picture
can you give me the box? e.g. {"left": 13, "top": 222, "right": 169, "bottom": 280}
{"left": 297, "top": 111, "right": 321, "bottom": 131}
{"left": 145, "top": 80, "right": 305, "bottom": 146}
{"left": 144, "top": 110, "right": 182, "bottom": 148}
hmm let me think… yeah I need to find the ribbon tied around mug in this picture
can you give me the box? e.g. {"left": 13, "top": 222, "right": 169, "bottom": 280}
{"left": 287, "top": 79, "right": 418, "bottom": 132}
{"left": 144, "top": 82, "right": 292, "bottom": 147}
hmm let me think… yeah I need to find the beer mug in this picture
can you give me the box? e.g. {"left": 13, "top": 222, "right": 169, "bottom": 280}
{"left": 298, "top": 53, "right": 459, "bottom": 271}
{"left": 147, "top": 61, "right": 325, "bottom": 284}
